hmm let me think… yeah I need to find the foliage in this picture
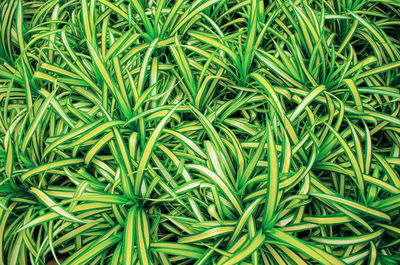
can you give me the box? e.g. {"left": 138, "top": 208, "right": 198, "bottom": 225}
{"left": 1, "top": 0, "right": 400, "bottom": 264}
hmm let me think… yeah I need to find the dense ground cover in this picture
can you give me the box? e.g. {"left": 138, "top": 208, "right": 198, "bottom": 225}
{"left": 1, "top": 0, "right": 400, "bottom": 264}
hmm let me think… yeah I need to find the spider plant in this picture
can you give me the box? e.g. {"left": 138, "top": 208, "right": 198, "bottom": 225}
{"left": 1, "top": 0, "right": 400, "bottom": 264}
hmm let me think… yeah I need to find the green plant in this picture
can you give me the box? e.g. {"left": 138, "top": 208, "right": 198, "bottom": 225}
{"left": 1, "top": 0, "right": 400, "bottom": 264}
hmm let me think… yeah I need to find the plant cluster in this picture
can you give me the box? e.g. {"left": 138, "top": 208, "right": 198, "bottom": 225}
{"left": 1, "top": 0, "right": 400, "bottom": 264}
